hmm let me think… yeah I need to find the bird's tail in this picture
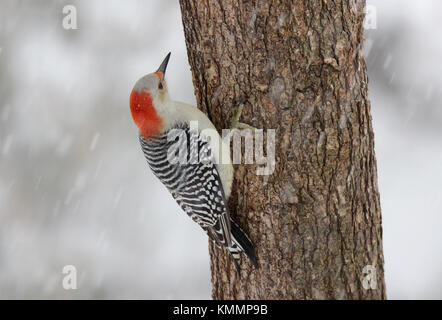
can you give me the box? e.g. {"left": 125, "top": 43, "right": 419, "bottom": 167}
{"left": 227, "top": 219, "right": 258, "bottom": 273}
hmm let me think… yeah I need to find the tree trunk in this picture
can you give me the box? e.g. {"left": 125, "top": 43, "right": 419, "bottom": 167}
{"left": 179, "top": 0, "right": 386, "bottom": 300}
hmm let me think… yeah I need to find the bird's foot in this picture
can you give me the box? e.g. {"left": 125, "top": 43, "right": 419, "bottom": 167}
{"left": 230, "top": 102, "right": 257, "bottom": 131}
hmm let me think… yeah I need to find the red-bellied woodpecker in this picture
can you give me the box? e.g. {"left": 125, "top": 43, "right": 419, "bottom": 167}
{"left": 129, "top": 52, "right": 258, "bottom": 272}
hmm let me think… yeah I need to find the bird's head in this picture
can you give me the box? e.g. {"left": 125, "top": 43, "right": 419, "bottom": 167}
{"left": 130, "top": 52, "right": 171, "bottom": 139}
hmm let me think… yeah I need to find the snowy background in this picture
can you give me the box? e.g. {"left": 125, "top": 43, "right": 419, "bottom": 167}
{"left": 0, "top": 0, "right": 441, "bottom": 299}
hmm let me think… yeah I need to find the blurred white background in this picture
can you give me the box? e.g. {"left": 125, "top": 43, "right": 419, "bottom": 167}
{"left": 0, "top": 0, "right": 441, "bottom": 299}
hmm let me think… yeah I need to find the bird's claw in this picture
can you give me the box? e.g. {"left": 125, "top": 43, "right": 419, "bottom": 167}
{"left": 230, "top": 102, "right": 256, "bottom": 131}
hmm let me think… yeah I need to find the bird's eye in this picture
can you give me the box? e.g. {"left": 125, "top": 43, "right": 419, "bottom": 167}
{"left": 158, "top": 82, "right": 163, "bottom": 90}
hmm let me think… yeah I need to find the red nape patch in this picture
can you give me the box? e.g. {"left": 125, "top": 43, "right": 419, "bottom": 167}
{"left": 130, "top": 90, "right": 164, "bottom": 138}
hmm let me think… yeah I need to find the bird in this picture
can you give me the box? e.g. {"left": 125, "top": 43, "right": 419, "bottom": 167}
{"left": 129, "top": 52, "right": 258, "bottom": 272}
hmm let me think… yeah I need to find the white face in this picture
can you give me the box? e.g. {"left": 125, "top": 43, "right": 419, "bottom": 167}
{"left": 133, "top": 73, "right": 168, "bottom": 104}
{"left": 133, "top": 73, "right": 160, "bottom": 97}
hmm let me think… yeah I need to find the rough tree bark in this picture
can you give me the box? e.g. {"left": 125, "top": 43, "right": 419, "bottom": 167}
{"left": 179, "top": 0, "right": 386, "bottom": 299}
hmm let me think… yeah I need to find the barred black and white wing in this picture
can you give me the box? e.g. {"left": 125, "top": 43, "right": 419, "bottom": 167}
{"left": 139, "top": 123, "right": 232, "bottom": 247}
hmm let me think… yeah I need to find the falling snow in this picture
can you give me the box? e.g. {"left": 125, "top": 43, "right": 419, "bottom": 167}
{"left": 0, "top": 0, "right": 441, "bottom": 300}
{"left": 89, "top": 132, "right": 100, "bottom": 151}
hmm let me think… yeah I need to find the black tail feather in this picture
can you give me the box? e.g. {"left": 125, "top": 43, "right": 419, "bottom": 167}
{"left": 229, "top": 251, "right": 241, "bottom": 274}
{"left": 230, "top": 219, "right": 259, "bottom": 269}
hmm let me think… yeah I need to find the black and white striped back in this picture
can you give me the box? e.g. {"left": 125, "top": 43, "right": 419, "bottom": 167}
{"left": 139, "top": 122, "right": 258, "bottom": 272}
{"left": 139, "top": 122, "right": 232, "bottom": 247}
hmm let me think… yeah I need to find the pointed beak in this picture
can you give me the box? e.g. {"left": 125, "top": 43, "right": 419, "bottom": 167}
{"left": 156, "top": 52, "right": 171, "bottom": 77}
